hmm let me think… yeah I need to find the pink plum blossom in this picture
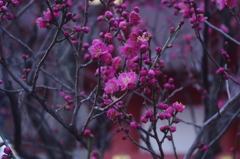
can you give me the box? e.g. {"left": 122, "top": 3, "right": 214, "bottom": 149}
{"left": 112, "top": 57, "right": 122, "bottom": 70}
{"left": 106, "top": 109, "right": 118, "bottom": 120}
{"left": 117, "top": 72, "right": 137, "bottom": 91}
{"left": 129, "top": 11, "right": 142, "bottom": 26}
{"left": 100, "top": 52, "right": 112, "bottom": 64}
{"left": 177, "top": 3, "right": 191, "bottom": 18}
{"left": 36, "top": 17, "right": 47, "bottom": 29}
{"left": 44, "top": 8, "right": 60, "bottom": 20}
{"left": 126, "top": 58, "right": 138, "bottom": 71}
{"left": 119, "top": 43, "right": 140, "bottom": 58}
{"left": 104, "top": 78, "right": 119, "bottom": 94}
{"left": 119, "top": 21, "right": 128, "bottom": 31}
{"left": 89, "top": 40, "right": 109, "bottom": 59}
{"left": 172, "top": 102, "right": 185, "bottom": 112}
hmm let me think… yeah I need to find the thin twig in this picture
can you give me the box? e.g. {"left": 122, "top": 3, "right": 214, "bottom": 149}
{"left": 151, "top": 24, "right": 182, "bottom": 69}
{"left": 119, "top": 122, "right": 162, "bottom": 159}
{"left": 224, "top": 64, "right": 231, "bottom": 99}
{"left": 71, "top": 86, "right": 97, "bottom": 126}
{"left": 152, "top": 87, "right": 164, "bottom": 157}
{"left": 176, "top": 117, "right": 201, "bottom": 129}
{"left": 204, "top": 20, "right": 240, "bottom": 46}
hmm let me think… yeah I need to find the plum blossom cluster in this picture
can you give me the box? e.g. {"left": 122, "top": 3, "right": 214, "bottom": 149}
{"left": 97, "top": 5, "right": 142, "bottom": 32}
{"left": 157, "top": 102, "right": 185, "bottom": 121}
{"left": 157, "top": 102, "right": 185, "bottom": 141}
{"left": 79, "top": 2, "right": 189, "bottom": 151}
{"left": 36, "top": 8, "right": 60, "bottom": 29}
{"left": 0, "top": 0, "right": 19, "bottom": 21}
{"left": 36, "top": 0, "right": 74, "bottom": 29}
{"left": 174, "top": 1, "right": 207, "bottom": 30}
{"left": 36, "top": 0, "right": 90, "bottom": 46}
{"left": 134, "top": 102, "right": 185, "bottom": 142}
{"left": 162, "top": 1, "right": 207, "bottom": 30}
{"left": 88, "top": 39, "right": 114, "bottom": 63}
{"left": 65, "top": 25, "right": 90, "bottom": 45}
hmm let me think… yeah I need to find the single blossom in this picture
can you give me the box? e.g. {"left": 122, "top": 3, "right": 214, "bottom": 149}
{"left": 104, "top": 33, "right": 113, "bottom": 43}
{"left": 129, "top": 11, "right": 142, "bottom": 26}
{"left": 44, "top": 8, "right": 60, "bottom": 21}
{"left": 36, "top": 17, "right": 47, "bottom": 29}
{"left": 126, "top": 58, "right": 138, "bottom": 71}
{"left": 95, "top": 66, "right": 116, "bottom": 81}
{"left": 117, "top": 72, "right": 137, "bottom": 91}
{"left": 106, "top": 108, "right": 118, "bottom": 120}
{"left": 119, "top": 43, "right": 140, "bottom": 58}
{"left": 100, "top": 52, "right": 112, "bottom": 65}
{"left": 130, "top": 122, "right": 138, "bottom": 128}
{"left": 119, "top": 21, "right": 128, "bottom": 31}
{"left": 145, "top": 110, "right": 153, "bottom": 118}
{"left": 172, "top": 102, "right": 185, "bottom": 112}
{"left": 128, "top": 32, "right": 139, "bottom": 44}
{"left": 108, "top": 45, "right": 114, "bottom": 53}
{"left": 141, "top": 116, "right": 148, "bottom": 123}
{"left": 104, "top": 78, "right": 119, "bottom": 94}
{"left": 88, "top": 40, "right": 109, "bottom": 59}
{"left": 177, "top": 3, "right": 191, "bottom": 18}
{"left": 112, "top": 57, "right": 122, "bottom": 70}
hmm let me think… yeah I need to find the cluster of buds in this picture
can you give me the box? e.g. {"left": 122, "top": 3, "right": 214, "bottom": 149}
{"left": 2, "top": 147, "right": 13, "bottom": 159}
{"left": 36, "top": 8, "right": 60, "bottom": 29}
{"left": 100, "top": 95, "right": 124, "bottom": 109}
{"left": 216, "top": 67, "right": 229, "bottom": 79}
{"left": 21, "top": 54, "right": 30, "bottom": 82}
{"left": 55, "top": 94, "right": 75, "bottom": 111}
{"left": 106, "top": 108, "right": 120, "bottom": 122}
{"left": 221, "top": 49, "right": 230, "bottom": 62}
{"left": 0, "top": 0, "right": 19, "bottom": 21}
{"left": 36, "top": 0, "right": 85, "bottom": 30}
{"left": 97, "top": 5, "right": 142, "bottom": 42}
{"left": 63, "top": 95, "right": 75, "bottom": 110}
{"left": 160, "top": 125, "right": 176, "bottom": 133}
{"left": 163, "top": 78, "right": 175, "bottom": 90}
{"left": 139, "top": 67, "right": 162, "bottom": 95}
{"left": 139, "top": 68, "right": 160, "bottom": 85}
{"left": 157, "top": 102, "right": 185, "bottom": 120}
{"left": 64, "top": 26, "right": 90, "bottom": 45}
{"left": 140, "top": 110, "right": 155, "bottom": 123}
{"left": 172, "top": 1, "right": 206, "bottom": 30}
